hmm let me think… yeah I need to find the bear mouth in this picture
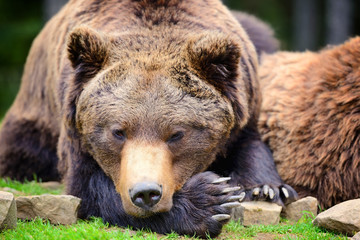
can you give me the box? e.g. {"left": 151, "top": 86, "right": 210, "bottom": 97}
{"left": 135, "top": 208, "right": 157, "bottom": 218}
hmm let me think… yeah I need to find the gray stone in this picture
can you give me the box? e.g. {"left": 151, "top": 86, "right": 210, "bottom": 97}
{"left": 352, "top": 232, "right": 360, "bottom": 240}
{"left": 0, "top": 187, "right": 23, "bottom": 196}
{"left": 0, "top": 191, "right": 17, "bottom": 231}
{"left": 282, "top": 196, "right": 318, "bottom": 222}
{"left": 313, "top": 199, "right": 360, "bottom": 236}
{"left": 16, "top": 194, "right": 81, "bottom": 225}
{"left": 231, "top": 201, "right": 282, "bottom": 226}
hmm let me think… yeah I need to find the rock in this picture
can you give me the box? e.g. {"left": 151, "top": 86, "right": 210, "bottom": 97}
{"left": 231, "top": 201, "right": 282, "bottom": 226}
{"left": 352, "top": 232, "right": 360, "bottom": 240}
{"left": 282, "top": 196, "right": 318, "bottom": 222}
{"left": 16, "top": 194, "right": 81, "bottom": 225}
{"left": 0, "top": 187, "right": 23, "bottom": 196}
{"left": 0, "top": 191, "right": 17, "bottom": 231}
{"left": 313, "top": 199, "right": 360, "bottom": 236}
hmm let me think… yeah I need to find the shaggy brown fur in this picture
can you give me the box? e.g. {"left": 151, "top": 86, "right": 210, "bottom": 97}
{"left": 0, "top": 0, "right": 296, "bottom": 237}
{"left": 259, "top": 37, "right": 360, "bottom": 209}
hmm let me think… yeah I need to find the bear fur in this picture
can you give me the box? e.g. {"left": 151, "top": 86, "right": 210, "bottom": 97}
{"left": 259, "top": 37, "right": 360, "bottom": 209}
{"left": 231, "top": 11, "right": 279, "bottom": 57}
{"left": 0, "top": 0, "right": 296, "bottom": 237}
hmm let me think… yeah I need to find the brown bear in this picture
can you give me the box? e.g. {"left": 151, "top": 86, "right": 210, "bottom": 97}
{"left": 0, "top": 0, "right": 296, "bottom": 237}
{"left": 259, "top": 37, "right": 360, "bottom": 209}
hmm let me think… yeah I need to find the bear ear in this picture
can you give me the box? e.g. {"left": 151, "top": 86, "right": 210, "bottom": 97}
{"left": 185, "top": 33, "right": 241, "bottom": 94}
{"left": 67, "top": 26, "right": 109, "bottom": 79}
{"left": 64, "top": 27, "right": 109, "bottom": 138}
{"left": 186, "top": 33, "right": 251, "bottom": 127}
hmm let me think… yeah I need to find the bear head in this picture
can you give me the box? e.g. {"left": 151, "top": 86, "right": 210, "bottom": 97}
{"left": 65, "top": 26, "right": 249, "bottom": 217}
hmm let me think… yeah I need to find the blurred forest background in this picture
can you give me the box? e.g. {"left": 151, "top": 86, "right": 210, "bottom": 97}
{"left": 0, "top": 0, "right": 359, "bottom": 119}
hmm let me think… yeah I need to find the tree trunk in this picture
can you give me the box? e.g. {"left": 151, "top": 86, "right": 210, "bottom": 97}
{"left": 293, "top": 0, "right": 318, "bottom": 51}
{"left": 43, "top": 0, "right": 68, "bottom": 21}
{"left": 326, "top": 0, "right": 353, "bottom": 45}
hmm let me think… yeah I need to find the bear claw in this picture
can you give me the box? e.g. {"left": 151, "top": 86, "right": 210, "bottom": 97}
{"left": 220, "top": 202, "right": 241, "bottom": 209}
{"left": 263, "top": 185, "right": 269, "bottom": 196}
{"left": 228, "top": 192, "right": 246, "bottom": 202}
{"left": 211, "top": 214, "right": 231, "bottom": 222}
{"left": 269, "top": 188, "right": 275, "bottom": 199}
{"left": 239, "top": 192, "right": 246, "bottom": 202}
{"left": 222, "top": 186, "right": 241, "bottom": 193}
{"left": 247, "top": 184, "right": 297, "bottom": 205}
{"left": 212, "top": 177, "right": 231, "bottom": 184}
{"left": 281, "top": 187, "right": 289, "bottom": 198}
{"left": 252, "top": 187, "right": 260, "bottom": 196}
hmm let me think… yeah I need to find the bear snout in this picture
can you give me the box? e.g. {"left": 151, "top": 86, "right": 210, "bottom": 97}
{"left": 129, "top": 182, "right": 162, "bottom": 210}
{"left": 117, "top": 140, "right": 175, "bottom": 217}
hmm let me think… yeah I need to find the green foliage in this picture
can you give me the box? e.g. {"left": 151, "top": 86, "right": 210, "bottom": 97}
{"left": 0, "top": 178, "right": 63, "bottom": 196}
{"left": 0, "top": 0, "right": 43, "bottom": 66}
{"left": 0, "top": 68, "right": 22, "bottom": 119}
{"left": 1, "top": 218, "right": 164, "bottom": 240}
{"left": 226, "top": 0, "right": 293, "bottom": 49}
{"left": 1, "top": 216, "right": 348, "bottom": 240}
{"left": 223, "top": 215, "right": 348, "bottom": 240}
{"left": 0, "top": 0, "right": 43, "bottom": 118}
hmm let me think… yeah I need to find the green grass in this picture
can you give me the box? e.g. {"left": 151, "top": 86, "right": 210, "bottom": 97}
{"left": 1, "top": 217, "right": 168, "bottom": 240}
{"left": 0, "top": 178, "right": 64, "bottom": 196}
{"left": 223, "top": 217, "right": 348, "bottom": 239}
{"left": 0, "top": 178, "right": 349, "bottom": 240}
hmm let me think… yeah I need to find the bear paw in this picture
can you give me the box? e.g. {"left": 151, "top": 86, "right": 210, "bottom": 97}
{"left": 246, "top": 184, "right": 298, "bottom": 206}
{"left": 172, "top": 171, "right": 243, "bottom": 238}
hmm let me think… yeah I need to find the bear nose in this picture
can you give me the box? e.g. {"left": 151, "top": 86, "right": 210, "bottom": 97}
{"left": 129, "top": 182, "right": 162, "bottom": 210}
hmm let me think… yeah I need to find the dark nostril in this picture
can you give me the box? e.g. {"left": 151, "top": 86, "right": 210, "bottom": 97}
{"left": 129, "top": 182, "right": 162, "bottom": 210}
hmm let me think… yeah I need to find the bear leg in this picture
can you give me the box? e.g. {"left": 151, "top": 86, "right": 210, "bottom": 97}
{"left": 0, "top": 115, "right": 60, "bottom": 181}
{"left": 229, "top": 138, "right": 298, "bottom": 206}
{"left": 209, "top": 128, "right": 298, "bottom": 206}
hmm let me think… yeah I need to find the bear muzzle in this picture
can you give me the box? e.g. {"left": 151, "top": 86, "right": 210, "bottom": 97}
{"left": 129, "top": 182, "right": 162, "bottom": 210}
{"left": 117, "top": 140, "right": 176, "bottom": 217}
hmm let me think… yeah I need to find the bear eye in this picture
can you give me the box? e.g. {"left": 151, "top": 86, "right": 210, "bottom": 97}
{"left": 112, "top": 129, "right": 126, "bottom": 141}
{"left": 167, "top": 131, "right": 184, "bottom": 143}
